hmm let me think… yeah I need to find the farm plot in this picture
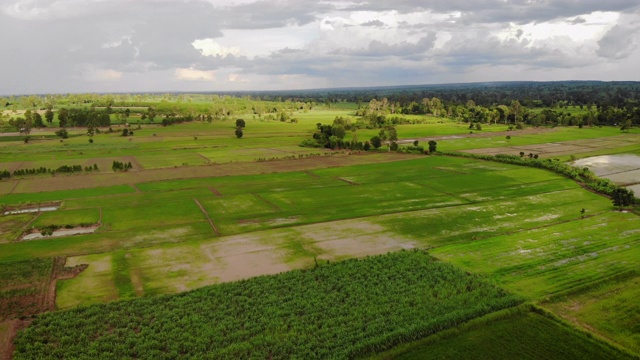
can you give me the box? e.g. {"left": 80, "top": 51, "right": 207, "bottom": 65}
{"left": 16, "top": 251, "right": 522, "bottom": 359}
{"left": 380, "top": 307, "right": 635, "bottom": 360}
{"left": 545, "top": 274, "right": 640, "bottom": 355}
{"left": 458, "top": 132, "right": 640, "bottom": 158}
{"left": 0, "top": 258, "right": 53, "bottom": 320}
{"left": 55, "top": 187, "right": 612, "bottom": 306}
{"left": 31, "top": 208, "right": 100, "bottom": 228}
{"left": 431, "top": 212, "right": 640, "bottom": 299}
{"left": 0, "top": 214, "right": 34, "bottom": 243}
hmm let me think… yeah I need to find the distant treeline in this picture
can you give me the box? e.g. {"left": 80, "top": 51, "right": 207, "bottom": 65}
{"left": 1, "top": 164, "right": 99, "bottom": 179}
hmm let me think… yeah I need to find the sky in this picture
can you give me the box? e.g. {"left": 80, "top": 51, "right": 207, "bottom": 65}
{"left": 1, "top": 0, "right": 640, "bottom": 95}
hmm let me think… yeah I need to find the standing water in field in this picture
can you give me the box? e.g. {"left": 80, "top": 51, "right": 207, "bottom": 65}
{"left": 573, "top": 154, "right": 640, "bottom": 193}
{"left": 22, "top": 227, "right": 98, "bottom": 241}
{"left": 4, "top": 206, "right": 59, "bottom": 215}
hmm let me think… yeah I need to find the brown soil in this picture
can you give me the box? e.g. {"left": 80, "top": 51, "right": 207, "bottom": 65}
{"left": 336, "top": 177, "right": 359, "bottom": 185}
{"left": 208, "top": 187, "right": 222, "bottom": 196}
{"left": 0, "top": 319, "right": 30, "bottom": 360}
{"left": 0, "top": 257, "right": 86, "bottom": 359}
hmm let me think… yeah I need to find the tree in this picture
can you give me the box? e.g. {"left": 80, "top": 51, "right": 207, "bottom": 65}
{"left": 33, "top": 112, "right": 44, "bottom": 128}
{"left": 510, "top": 100, "right": 522, "bottom": 124}
{"left": 428, "top": 140, "right": 437, "bottom": 153}
{"left": 235, "top": 127, "right": 243, "bottom": 139}
{"left": 331, "top": 125, "right": 346, "bottom": 140}
{"left": 363, "top": 141, "right": 371, "bottom": 151}
{"left": 44, "top": 109, "right": 54, "bottom": 125}
{"left": 122, "top": 128, "right": 129, "bottom": 137}
{"left": 58, "top": 108, "right": 69, "bottom": 127}
{"left": 413, "top": 140, "right": 419, "bottom": 147}
{"left": 235, "top": 119, "right": 246, "bottom": 128}
{"left": 370, "top": 136, "right": 382, "bottom": 149}
{"left": 55, "top": 129, "right": 68, "bottom": 139}
{"left": 620, "top": 119, "right": 632, "bottom": 133}
{"left": 611, "top": 188, "right": 634, "bottom": 210}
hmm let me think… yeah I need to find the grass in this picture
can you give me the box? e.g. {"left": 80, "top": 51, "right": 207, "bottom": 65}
{"left": 545, "top": 275, "right": 640, "bottom": 355}
{"left": 0, "top": 185, "right": 136, "bottom": 204}
{"left": 32, "top": 208, "right": 100, "bottom": 228}
{"left": 56, "top": 254, "right": 118, "bottom": 309}
{"left": 431, "top": 212, "right": 640, "bottom": 298}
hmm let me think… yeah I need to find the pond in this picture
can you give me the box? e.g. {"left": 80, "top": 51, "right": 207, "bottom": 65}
{"left": 573, "top": 154, "right": 640, "bottom": 192}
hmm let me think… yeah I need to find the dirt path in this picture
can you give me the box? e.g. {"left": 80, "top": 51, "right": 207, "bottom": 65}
{"left": 253, "top": 193, "right": 281, "bottom": 211}
{"left": 7, "top": 181, "right": 18, "bottom": 194}
{"left": 304, "top": 170, "right": 320, "bottom": 178}
{"left": 337, "top": 177, "right": 359, "bottom": 186}
{"left": 208, "top": 187, "right": 222, "bottom": 196}
{"left": 193, "top": 198, "right": 221, "bottom": 236}
{"left": 0, "top": 320, "right": 28, "bottom": 360}
{"left": 130, "top": 184, "right": 141, "bottom": 192}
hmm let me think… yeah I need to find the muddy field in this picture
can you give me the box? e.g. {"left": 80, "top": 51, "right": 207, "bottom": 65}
{"left": 573, "top": 154, "right": 640, "bottom": 191}
{"left": 462, "top": 134, "right": 640, "bottom": 158}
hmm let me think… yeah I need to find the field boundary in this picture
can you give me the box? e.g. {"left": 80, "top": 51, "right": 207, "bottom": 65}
{"left": 193, "top": 198, "right": 221, "bottom": 236}
{"left": 253, "top": 193, "right": 281, "bottom": 211}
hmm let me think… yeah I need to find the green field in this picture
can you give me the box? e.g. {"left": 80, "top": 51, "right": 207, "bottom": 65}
{"left": 377, "top": 306, "right": 634, "bottom": 360}
{"left": 1, "top": 101, "right": 639, "bottom": 359}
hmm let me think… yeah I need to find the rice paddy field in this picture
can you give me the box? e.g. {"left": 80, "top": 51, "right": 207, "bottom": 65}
{"left": 0, "top": 105, "right": 639, "bottom": 358}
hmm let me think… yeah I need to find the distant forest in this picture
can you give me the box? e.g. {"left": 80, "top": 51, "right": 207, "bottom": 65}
{"left": 222, "top": 81, "right": 640, "bottom": 108}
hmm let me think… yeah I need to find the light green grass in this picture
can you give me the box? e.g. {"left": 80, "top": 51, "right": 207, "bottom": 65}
{"left": 431, "top": 212, "right": 640, "bottom": 298}
{"left": 32, "top": 208, "right": 100, "bottom": 227}
{"left": 56, "top": 254, "right": 118, "bottom": 309}
{"left": 546, "top": 275, "right": 640, "bottom": 355}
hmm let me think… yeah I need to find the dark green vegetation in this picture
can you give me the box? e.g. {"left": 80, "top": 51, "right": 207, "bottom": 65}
{"left": 378, "top": 306, "right": 635, "bottom": 360}
{"left": 14, "top": 251, "right": 521, "bottom": 359}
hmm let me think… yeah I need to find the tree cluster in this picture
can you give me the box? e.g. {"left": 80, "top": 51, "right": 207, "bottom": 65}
{"left": 112, "top": 161, "right": 133, "bottom": 172}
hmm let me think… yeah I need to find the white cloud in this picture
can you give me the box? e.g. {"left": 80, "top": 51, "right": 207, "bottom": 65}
{"left": 192, "top": 39, "right": 241, "bottom": 57}
{"left": 174, "top": 67, "right": 216, "bottom": 81}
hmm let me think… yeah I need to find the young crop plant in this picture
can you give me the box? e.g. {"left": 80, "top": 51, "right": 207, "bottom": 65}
{"left": 14, "top": 250, "right": 521, "bottom": 359}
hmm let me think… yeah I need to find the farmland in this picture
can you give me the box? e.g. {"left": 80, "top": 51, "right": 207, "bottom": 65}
{"left": 0, "top": 92, "right": 639, "bottom": 358}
